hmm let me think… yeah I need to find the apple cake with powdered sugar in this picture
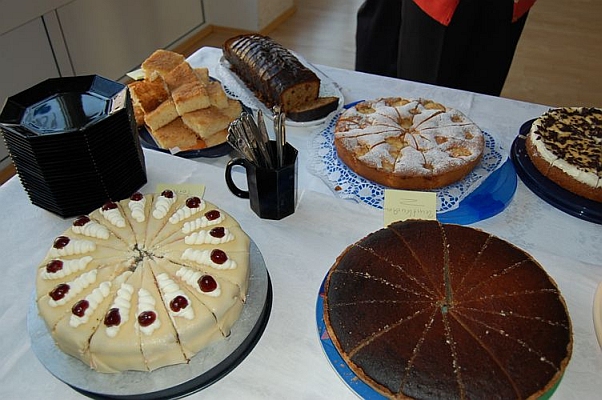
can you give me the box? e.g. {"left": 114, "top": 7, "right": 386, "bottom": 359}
{"left": 35, "top": 191, "right": 250, "bottom": 373}
{"left": 334, "top": 97, "right": 484, "bottom": 189}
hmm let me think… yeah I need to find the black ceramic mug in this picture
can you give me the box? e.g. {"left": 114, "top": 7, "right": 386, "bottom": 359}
{"left": 225, "top": 141, "right": 298, "bottom": 220}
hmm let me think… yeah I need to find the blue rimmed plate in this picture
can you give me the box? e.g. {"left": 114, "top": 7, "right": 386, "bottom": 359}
{"left": 511, "top": 119, "right": 601, "bottom": 224}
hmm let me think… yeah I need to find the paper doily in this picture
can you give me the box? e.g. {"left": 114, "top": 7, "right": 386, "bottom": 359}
{"left": 309, "top": 111, "right": 506, "bottom": 212}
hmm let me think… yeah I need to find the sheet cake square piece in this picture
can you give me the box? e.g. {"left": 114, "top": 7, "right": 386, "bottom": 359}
{"left": 171, "top": 82, "right": 211, "bottom": 115}
{"left": 164, "top": 61, "right": 200, "bottom": 92}
{"left": 128, "top": 79, "right": 169, "bottom": 113}
{"left": 204, "top": 129, "right": 228, "bottom": 147}
{"left": 207, "top": 81, "right": 229, "bottom": 109}
{"left": 150, "top": 117, "right": 202, "bottom": 151}
{"left": 181, "top": 107, "right": 233, "bottom": 139}
{"left": 132, "top": 104, "right": 145, "bottom": 126}
{"left": 141, "top": 49, "right": 186, "bottom": 81}
{"left": 144, "top": 99, "right": 179, "bottom": 131}
{"left": 194, "top": 67, "right": 211, "bottom": 84}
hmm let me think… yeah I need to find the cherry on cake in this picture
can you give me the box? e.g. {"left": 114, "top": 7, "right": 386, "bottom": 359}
{"left": 323, "top": 219, "right": 572, "bottom": 399}
{"left": 526, "top": 107, "right": 602, "bottom": 202}
{"left": 334, "top": 97, "right": 485, "bottom": 189}
{"left": 35, "top": 191, "right": 250, "bottom": 373}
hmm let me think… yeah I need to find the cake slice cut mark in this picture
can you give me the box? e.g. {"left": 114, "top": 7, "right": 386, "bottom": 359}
{"left": 454, "top": 236, "right": 531, "bottom": 299}
{"left": 419, "top": 122, "right": 477, "bottom": 132}
{"left": 397, "top": 307, "right": 441, "bottom": 393}
{"left": 357, "top": 257, "right": 436, "bottom": 303}
{"left": 441, "top": 307, "right": 465, "bottom": 398}
{"left": 457, "top": 258, "right": 529, "bottom": 301}
{"left": 459, "top": 289, "right": 567, "bottom": 337}
{"left": 354, "top": 236, "right": 439, "bottom": 300}
{"left": 451, "top": 312, "right": 521, "bottom": 397}
{"left": 148, "top": 259, "right": 225, "bottom": 359}
{"left": 389, "top": 221, "right": 446, "bottom": 298}
{"left": 146, "top": 260, "right": 190, "bottom": 357}
{"left": 122, "top": 193, "right": 154, "bottom": 247}
{"left": 449, "top": 307, "right": 557, "bottom": 398}
{"left": 151, "top": 257, "right": 242, "bottom": 338}
{"left": 442, "top": 225, "right": 453, "bottom": 311}
{"left": 412, "top": 109, "right": 445, "bottom": 130}
{"left": 143, "top": 191, "right": 181, "bottom": 249}
{"left": 89, "top": 201, "right": 137, "bottom": 248}
{"left": 79, "top": 270, "right": 133, "bottom": 366}
{"left": 447, "top": 234, "right": 492, "bottom": 298}
{"left": 443, "top": 311, "right": 522, "bottom": 399}
{"left": 339, "top": 122, "right": 405, "bottom": 140}
{"left": 137, "top": 261, "right": 188, "bottom": 371}
{"left": 45, "top": 264, "right": 131, "bottom": 366}
{"left": 441, "top": 225, "right": 491, "bottom": 297}
{"left": 159, "top": 241, "right": 250, "bottom": 301}
{"left": 350, "top": 306, "right": 434, "bottom": 371}
{"left": 88, "top": 266, "right": 147, "bottom": 372}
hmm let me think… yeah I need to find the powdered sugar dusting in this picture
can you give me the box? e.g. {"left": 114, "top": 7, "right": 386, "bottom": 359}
{"left": 309, "top": 100, "right": 506, "bottom": 213}
{"left": 335, "top": 98, "right": 484, "bottom": 176}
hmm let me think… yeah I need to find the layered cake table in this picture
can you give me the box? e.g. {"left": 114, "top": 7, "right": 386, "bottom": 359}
{"left": 0, "top": 47, "right": 600, "bottom": 399}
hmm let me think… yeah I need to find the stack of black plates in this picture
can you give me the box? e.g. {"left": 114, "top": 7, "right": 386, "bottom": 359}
{"left": 0, "top": 75, "right": 147, "bottom": 218}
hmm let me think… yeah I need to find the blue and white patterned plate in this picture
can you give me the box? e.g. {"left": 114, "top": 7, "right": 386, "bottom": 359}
{"left": 309, "top": 109, "right": 516, "bottom": 224}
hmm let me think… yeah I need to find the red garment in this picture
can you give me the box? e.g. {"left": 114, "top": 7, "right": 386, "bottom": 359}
{"left": 412, "top": 0, "right": 537, "bottom": 26}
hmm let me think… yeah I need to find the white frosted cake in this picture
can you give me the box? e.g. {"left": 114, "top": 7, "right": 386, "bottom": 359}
{"left": 35, "top": 191, "right": 250, "bottom": 373}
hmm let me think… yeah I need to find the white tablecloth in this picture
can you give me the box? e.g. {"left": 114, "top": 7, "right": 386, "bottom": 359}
{"left": 1, "top": 47, "right": 600, "bottom": 399}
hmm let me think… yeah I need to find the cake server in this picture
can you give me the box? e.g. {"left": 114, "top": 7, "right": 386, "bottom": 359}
{"left": 242, "top": 112, "right": 272, "bottom": 169}
{"left": 227, "top": 120, "right": 258, "bottom": 165}
{"left": 255, "top": 109, "right": 274, "bottom": 169}
{"left": 273, "top": 106, "right": 286, "bottom": 168}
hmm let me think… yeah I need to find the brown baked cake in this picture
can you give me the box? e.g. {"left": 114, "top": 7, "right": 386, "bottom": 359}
{"left": 222, "top": 34, "right": 339, "bottom": 122}
{"left": 323, "top": 220, "right": 572, "bottom": 399}
{"left": 334, "top": 97, "right": 485, "bottom": 189}
{"left": 526, "top": 107, "right": 602, "bottom": 202}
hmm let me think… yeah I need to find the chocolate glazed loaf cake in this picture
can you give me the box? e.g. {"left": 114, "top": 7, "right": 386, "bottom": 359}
{"left": 324, "top": 220, "right": 572, "bottom": 399}
{"left": 223, "top": 34, "right": 338, "bottom": 122}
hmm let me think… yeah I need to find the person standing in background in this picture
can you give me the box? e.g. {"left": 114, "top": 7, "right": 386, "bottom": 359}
{"left": 355, "top": 0, "right": 537, "bottom": 96}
